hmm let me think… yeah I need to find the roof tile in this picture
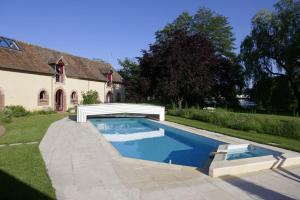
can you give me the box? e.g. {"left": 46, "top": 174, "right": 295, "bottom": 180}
{"left": 0, "top": 39, "right": 123, "bottom": 83}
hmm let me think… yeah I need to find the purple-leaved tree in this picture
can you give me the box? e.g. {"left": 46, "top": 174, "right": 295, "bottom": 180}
{"left": 138, "top": 30, "right": 220, "bottom": 109}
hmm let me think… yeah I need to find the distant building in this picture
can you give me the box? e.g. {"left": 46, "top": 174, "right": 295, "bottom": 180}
{"left": 0, "top": 36, "right": 124, "bottom": 111}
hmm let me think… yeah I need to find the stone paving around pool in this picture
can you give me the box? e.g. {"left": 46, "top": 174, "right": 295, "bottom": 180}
{"left": 40, "top": 118, "right": 300, "bottom": 200}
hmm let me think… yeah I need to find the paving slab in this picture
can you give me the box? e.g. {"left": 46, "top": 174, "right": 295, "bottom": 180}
{"left": 40, "top": 118, "right": 300, "bottom": 200}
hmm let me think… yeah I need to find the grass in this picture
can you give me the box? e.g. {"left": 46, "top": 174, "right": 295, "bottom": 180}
{"left": 0, "top": 113, "right": 66, "bottom": 200}
{"left": 0, "top": 114, "right": 65, "bottom": 145}
{"left": 0, "top": 145, "right": 55, "bottom": 200}
{"left": 168, "top": 108, "right": 300, "bottom": 139}
{"left": 166, "top": 115, "right": 300, "bottom": 152}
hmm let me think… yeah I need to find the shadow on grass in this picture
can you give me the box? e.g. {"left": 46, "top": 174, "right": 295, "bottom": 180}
{"left": 0, "top": 170, "right": 54, "bottom": 200}
{"left": 221, "top": 175, "right": 294, "bottom": 200}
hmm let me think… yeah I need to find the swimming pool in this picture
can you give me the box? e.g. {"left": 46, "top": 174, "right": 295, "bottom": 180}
{"left": 226, "top": 144, "right": 282, "bottom": 160}
{"left": 90, "top": 118, "right": 224, "bottom": 168}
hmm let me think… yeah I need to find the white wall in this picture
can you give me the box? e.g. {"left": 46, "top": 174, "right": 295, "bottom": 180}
{"left": 0, "top": 70, "right": 52, "bottom": 110}
{"left": 0, "top": 70, "right": 124, "bottom": 111}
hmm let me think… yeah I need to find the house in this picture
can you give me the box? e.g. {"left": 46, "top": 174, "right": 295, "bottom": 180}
{"left": 0, "top": 36, "right": 125, "bottom": 111}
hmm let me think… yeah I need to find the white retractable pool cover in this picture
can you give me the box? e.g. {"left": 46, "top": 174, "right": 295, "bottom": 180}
{"left": 77, "top": 103, "right": 165, "bottom": 123}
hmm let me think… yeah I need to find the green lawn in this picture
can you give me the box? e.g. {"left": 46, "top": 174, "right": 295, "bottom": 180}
{"left": 168, "top": 108, "right": 300, "bottom": 139}
{"left": 245, "top": 112, "right": 300, "bottom": 121}
{"left": 166, "top": 115, "right": 300, "bottom": 152}
{"left": 0, "top": 114, "right": 64, "bottom": 145}
{"left": 0, "top": 114, "right": 66, "bottom": 200}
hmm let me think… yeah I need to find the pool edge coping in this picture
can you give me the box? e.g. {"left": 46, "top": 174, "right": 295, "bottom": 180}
{"left": 210, "top": 144, "right": 300, "bottom": 177}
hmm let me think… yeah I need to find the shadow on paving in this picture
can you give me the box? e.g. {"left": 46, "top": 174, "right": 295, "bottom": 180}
{"left": 0, "top": 170, "right": 54, "bottom": 200}
{"left": 268, "top": 155, "right": 300, "bottom": 183}
{"left": 221, "top": 175, "right": 295, "bottom": 200}
{"left": 272, "top": 167, "right": 300, "bottom": 183}
{"left": 68, "top": 115, "right": 77, "bottom": 122}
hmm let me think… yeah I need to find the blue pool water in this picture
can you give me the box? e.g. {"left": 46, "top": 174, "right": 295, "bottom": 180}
{"left": 90, "top": 118, "right": 224, "bottom": 168}
{"left": 226, "top": 145, "right": 282, "bottom": 160}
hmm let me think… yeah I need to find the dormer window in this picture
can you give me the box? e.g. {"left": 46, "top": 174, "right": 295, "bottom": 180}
{"left": 56, "top": 60, "right": 65, "bottom": 83}
{"left": 106, "top": 70, "right": 113, "bottom": 86}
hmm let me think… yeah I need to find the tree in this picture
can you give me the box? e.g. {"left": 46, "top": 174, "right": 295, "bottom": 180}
{"left": 240, "top": 0, "right": 300, "bottom": 112}
{"left": 155, "top": 8, "right": 235, "bottom": 57}
{"left": 251, "top": 76, "right": 297, "bottom": 114}
{"left": 138, "top": 30, "right": 220, "bottom": 109}
{"left": 118, "top": 58, "right": 143, "bottom": 102}
{"left": 155, "top": 12, "right": 193, "bottom": 43}
{"left": 81, "top": 90, "right": 100, "bottom": 104}
{"left": 210, "top": 58, "right": 245, "bottom": 107}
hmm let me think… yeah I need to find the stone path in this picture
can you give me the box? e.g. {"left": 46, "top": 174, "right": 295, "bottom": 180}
{"left": 40, "top": 118, "right": 300, "bottom": 200}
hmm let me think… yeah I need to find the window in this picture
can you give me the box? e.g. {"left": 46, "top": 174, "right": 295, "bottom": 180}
{"left": 40, "top": 91, "right": 46, "bottom": 99}
{"left": 0, "top": 37, "right": 21, "bottom": 51}
{"left": 55, "top": 61, "right": 65, "bottom": 83}
{"left": 38, "top": 90, "right": 49, "bottom": 106}
{"left": 70, "top": 91, "right": 78, "bottom": 104}
{"left": 0, "top": 39, "right": 9, "bottom": 48}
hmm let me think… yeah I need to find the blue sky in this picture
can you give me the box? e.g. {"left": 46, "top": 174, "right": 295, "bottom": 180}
{"left": 1, "top": 0, "right": 276, "bottom": 69}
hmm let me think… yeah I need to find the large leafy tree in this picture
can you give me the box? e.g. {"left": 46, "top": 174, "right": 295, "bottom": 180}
{"left": 210, "top": 58, "right": 244, "bottom": 107}
{"left": 118, "top": 58, "right": 142, "bottom": 102}
{"left": 155, "top": 8, "right": 235, "bottom": 57}
{"left": 241, "top": 0, "right": 300, "bottom": 112}
{"left": 251, "top": 76, "right": 297, "bottom": 113}
{"left": 138, "top": 30, "right": 220, "bottom": 109}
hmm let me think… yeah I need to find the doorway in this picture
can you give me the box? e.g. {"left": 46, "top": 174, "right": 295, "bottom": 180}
{"left": 55, "top": 89, "right": 64, "bottom": 111}
{"left": 106, "top": 91, "right": 112, "bottom": 103}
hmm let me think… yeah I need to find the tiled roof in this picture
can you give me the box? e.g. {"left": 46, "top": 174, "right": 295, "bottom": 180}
{"left": 0, "top": 38, "right": 123, "bottom": 83}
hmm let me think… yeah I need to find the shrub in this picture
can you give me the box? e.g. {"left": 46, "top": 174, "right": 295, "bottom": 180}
{"left": 67, "top": 107, "right": 77, "bottom": 114}
{"left": 5, "top": 105, "right": 29, "bottom": 117}
{"left": 82, "top": 90, "right": 100, "bottom": 105}
{"left": 282, "top": 120, "right": 300, "bottom": 138}
{"left": 31, "top": 108, "right": 56, "bottom": 115}
{"left": 167, "top": 107, "right": 300, "bottom": 139}
{"left": 0, "top": 106, "right": 58, "bottom": 123}
{"left": 0, "top": 108, "right": 13, "bottom": 123}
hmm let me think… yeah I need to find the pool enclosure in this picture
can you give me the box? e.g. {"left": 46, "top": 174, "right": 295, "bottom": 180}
{"left": 77, "top": 103, "right": 165, "bottom": 123}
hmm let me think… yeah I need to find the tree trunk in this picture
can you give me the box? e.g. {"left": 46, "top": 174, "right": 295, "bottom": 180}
{"left": 288, "top": 77, "right": 300, "bottom": 114}
{"left": 177, "top": 97, "right": 184, "bottom": 110}
{"left": 295, "top": 92, "right": 300, "bottom": 114}
{"left": 297, "top": 100, "right": 300, "bottom": 114}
